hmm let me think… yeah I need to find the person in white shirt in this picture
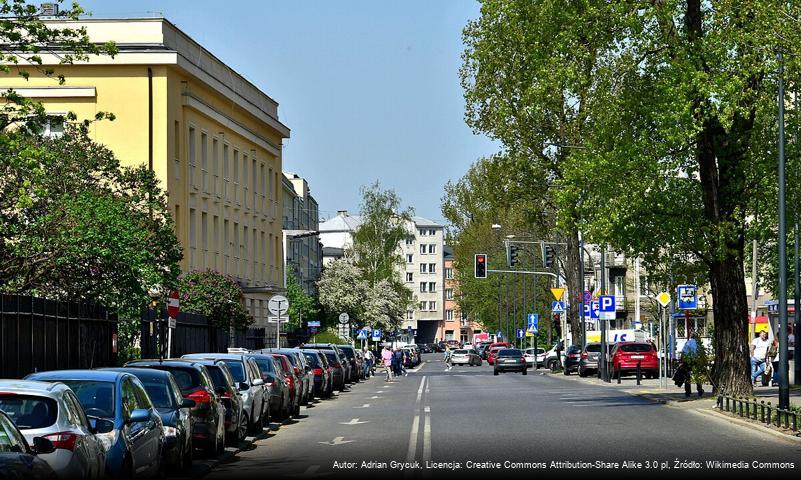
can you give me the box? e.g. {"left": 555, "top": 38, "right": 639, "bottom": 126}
{"left": 750, "top": 330, "right": 770, "bottom": 386}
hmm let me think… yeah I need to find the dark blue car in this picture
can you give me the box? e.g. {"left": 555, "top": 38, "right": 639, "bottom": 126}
{"left": 102, "top": 368, "right": 194, "bottom": 471}
{"left": 25, "top": 370, "right": 164, "bottom": 478}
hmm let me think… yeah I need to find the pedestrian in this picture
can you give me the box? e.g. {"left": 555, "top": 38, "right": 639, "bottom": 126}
{"left": 444, "top": 345, "right": 453, "bottom": 371}
{"left": 363, "top": 346, "right": 374, "bottom": 379}
{"left": 392, "top": 347, "right": 404, "bottom": 378}
{"left": 381, "top": 345, "right": 393, "bottom": 382}
{"left": 764, "top": 338, "right": 780, "bottom": 387}
{"left": 750, "top": 330, "right": 770, "bottom": 386}
{"left": 679, "top": 336, "right": 705, "bottom": 397}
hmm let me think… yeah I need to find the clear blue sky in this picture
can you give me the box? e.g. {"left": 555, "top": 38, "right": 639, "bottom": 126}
{"left": 77, "top": 0, "right": 499, "bottom": 224}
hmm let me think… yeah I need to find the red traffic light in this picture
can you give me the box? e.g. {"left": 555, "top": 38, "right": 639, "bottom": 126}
{"left": 475, "top": 254, "right": 488, "bottom": 278}
{"left": 477, "top": 256, "right": 485, "bottom": 263}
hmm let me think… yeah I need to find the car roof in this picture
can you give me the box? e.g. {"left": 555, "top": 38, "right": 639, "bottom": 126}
{"left": 26, "top": 369, "right": 126, "bottom": 382}
{"left": 182, "top": 353, "right": 247, "bottom": 361}
{"left": 127, "top": 359, "right": 207, "bottom": 369}
{"left": 0, "top": 379, "right": 68, "bottom": 395}
{"left": 101, "top": 367, "right": 175, "bottom": 381}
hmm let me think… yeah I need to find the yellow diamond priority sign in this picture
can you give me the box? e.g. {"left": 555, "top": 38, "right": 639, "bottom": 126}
{"left": 550, "top": 288, "right": 565, "bottom": 301}
{"left": 656, "top": 292, "right": 671, "bottom": 307}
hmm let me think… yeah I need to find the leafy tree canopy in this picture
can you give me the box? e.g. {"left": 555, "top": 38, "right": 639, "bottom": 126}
{"left": 177, "top": 270, "right": 251, "bottom": 329}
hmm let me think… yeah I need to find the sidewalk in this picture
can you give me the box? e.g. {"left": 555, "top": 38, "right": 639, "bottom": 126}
{"left": 544, "top": 369, "right": 801, "bottom": 440}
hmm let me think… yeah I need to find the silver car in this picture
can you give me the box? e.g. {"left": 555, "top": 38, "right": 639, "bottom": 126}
{"left": 450, "top": 349, "right": 482, "bottom": 366}
{"left": 182, "top": 353, "right": 268, "bottom": 432}
{"left": 0, "top": 380, "right": 106, "bottom": 479}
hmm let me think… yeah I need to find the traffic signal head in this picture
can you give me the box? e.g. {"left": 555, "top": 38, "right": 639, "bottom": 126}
{"left": 474, "top": 254, "right": 487, "bottom": 278}
{"left": 544, "top": 245, "right": 555, "bottom": 268}
{"left": 508, "top": 244, "right": 519, "bottom": 267}
{"left": 552, "top": 313, "right": 561, "bottom": 335}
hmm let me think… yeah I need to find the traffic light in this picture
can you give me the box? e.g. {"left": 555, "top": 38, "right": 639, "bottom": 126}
{"left": 544, "top": 245, "right": 555, "bottom": 268}
{"left": 552, "top": 313, "right": 561, "bottom": 336}
{"left": 474, "top": 254, "right": 487, "bottom": 278}
{"left": 508, "top": 244, "right": 519, "bottom": 267}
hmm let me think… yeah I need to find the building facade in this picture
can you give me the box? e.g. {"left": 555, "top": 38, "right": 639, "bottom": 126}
{"left": 319, "top": 211, "right": 445, "bottom": 342}
{"left": 1, "top": 18, "right": 290, "bottom": 327}
{"left": 282, "top": 172, "right": 323, "bottom": 296}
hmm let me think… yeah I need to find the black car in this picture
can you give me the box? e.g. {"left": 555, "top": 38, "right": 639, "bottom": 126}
{"left": 336, "top": 345, "right": 360, "bottom": 383}
{"left": 418, "top": 344, "right": 434, "bottom": 354}
{"left": 125, "top": 359, "right": 226, "bottom": 457}
{"left": 493, "top": 349, "right": 528, "bottom": 375}
{"left": 0, "top": 411, "right": 56, "bottom": 480}
{"left": 182, "top": 359, "right": 246, "bottom": 444}
{"left": 103, "top": 367, "right": 195, "bottom": 470}
{"left": 247, "top": 353, "right": 292, "bottom": 421}
{"left": 304, "top": 344, "right": 349, "bottom": 389}
{"left": 319, "top": 350, "right": 346, "bottom": 391}
{"left": 562, "top": 344, "right": 583, "bottom": 375}
{"left": 300, "top": 349, "right": 331, "bottom": 398}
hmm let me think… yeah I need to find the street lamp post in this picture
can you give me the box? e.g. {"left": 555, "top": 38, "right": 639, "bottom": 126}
{"left": 777, "top": 51, "right": 790, "bottom": 409}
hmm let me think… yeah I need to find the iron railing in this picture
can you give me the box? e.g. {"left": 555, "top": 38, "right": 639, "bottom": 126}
{"left": 716, "top": 394, "right": 798, "bottom": 433}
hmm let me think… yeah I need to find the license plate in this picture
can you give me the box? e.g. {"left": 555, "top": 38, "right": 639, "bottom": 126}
{"left": 631, "top": 355, "right": 644, "bottom": 359}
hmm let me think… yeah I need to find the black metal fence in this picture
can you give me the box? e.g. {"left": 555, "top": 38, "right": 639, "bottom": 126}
{"left": 716, "top": 394, "right": 799, "bottom": 433}
{"left": 1, "top": 294, "right": 118, "bottom": 379}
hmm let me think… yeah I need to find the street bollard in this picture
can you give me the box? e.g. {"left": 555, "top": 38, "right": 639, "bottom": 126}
{"left": 636, "top": 361, "right": 641, "bottom": 385}
{"left": 617, "top": 366, "right": 621, "bottom": 384}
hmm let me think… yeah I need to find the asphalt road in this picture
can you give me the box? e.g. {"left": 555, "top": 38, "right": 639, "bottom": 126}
{"left": 203, "top": 354, "right": 801, "bottom": 479}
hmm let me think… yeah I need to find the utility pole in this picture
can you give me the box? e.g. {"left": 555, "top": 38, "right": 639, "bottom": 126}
{"left": 777, "top": 51, "right": 789, "bottom": 409}
{"left": 794, "top": 86, "right": 801, "bottom": 386}
{"left": 579, "top": 232, "right": 585, "bottom": 351}
{"left": 600, "top": 245, "right": 608, "bottom": 382}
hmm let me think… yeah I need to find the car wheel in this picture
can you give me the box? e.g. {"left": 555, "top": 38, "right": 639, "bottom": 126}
{"left": 216, "top": 421, "right": 225, "bottom": 456}
{"left": 579, "top": 369, "right": 587, "bottom": 378}
{"left": 204, "top": 427, "right": 219, "bottom": 458}
{"left": 493, "top": 369, "right": 499, "bottom": 376}
{"left": 238, "top": 411, "right": 249, "bottom": 442}
{"left": 548, "top": 360, "right": 559, "bottom": 372}
{"left": 522, "top": 369, "right": 528, "bottom": 376}
{"left": 563, "top": 367, "right": 570, "bottom": 376}
{"left": 182, "top": 438, "right": 193, "bottom": 470}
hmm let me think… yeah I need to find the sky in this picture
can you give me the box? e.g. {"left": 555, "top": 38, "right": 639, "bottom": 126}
{"left": 76, "top": 0, "right": 500, "bottom": 225}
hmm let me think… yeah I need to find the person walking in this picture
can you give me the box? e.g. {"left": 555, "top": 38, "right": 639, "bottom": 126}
{"left": 679, "top": 335, "right": 705, "bottom": 397}
{"left": 392, "top": 347, "right": 403, "bottom": 378}
{"left": 750, "top": 330, "right": 770, "bottom": 386}
{"left": 381, "top": 345, "right": 393, "bottom": 382}
{"left": 444, "top": 345, "right": 453, "bottom": 371}
{"left": 764, "top": 338, "right": 780, "bottom": 387}
{"left": 363, "top": 346, "right": 374, "bottom": 379}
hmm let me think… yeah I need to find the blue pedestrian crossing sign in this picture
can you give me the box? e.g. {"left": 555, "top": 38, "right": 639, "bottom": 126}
{"left": 551, "top": 301, "right": 565, "bottom": 314}
{"left": 496, "top": 330, "right": 503, "bottom": 339}
{"left": 677, "top": 285, "right": 697, "bottom": 310}
{"left": 356, "top": 329, "right": 367, "bottom": 340}
{"left": 527, "top": 313, "right": 539, "bottom": 334}
{"left": 516, "top": 328, "right": 524, "bottom": 339}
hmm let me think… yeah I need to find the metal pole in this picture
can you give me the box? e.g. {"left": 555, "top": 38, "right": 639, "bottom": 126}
{"left": 635, "top": 257, "right": 641, "bottom": 329}
{"left": 777, "top": 51, "right": 789, "bottom": 409}
{"left": 579, "top": 231, "right": 586, "bottom": 351}
{"left": 498, "top": 274, "right": 502, "bottom": 342}
{"left": 601, "top": 245, "right": 608, "bottom": 382}
{"left": 794, "top": 86, "right": 801, "bottom": 386}
{"left": 658, "top": 304, "right": 663, "bottom": 389}
{"left": 523, "top": 268, "right": 527, "bottom": 350}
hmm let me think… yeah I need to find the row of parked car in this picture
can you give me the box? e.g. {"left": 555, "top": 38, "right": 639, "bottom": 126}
{"left": 0, "top": 343, "right": 372, "bottom": 479}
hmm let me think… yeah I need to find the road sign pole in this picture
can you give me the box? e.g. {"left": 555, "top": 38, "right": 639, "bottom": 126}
{"left": 600, "top": 245, "right": 608, "bottom": 382}
{"left": 276, "top": 304, "right": 281, "bottom": 349}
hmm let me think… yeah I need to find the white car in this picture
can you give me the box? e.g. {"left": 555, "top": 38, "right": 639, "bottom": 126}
{"left": 0, "top": 380, "right": 106, "bottom": 479}
{"left": 523, "top": 348, "right": 546, "bottom": 367}
{"left": 450, "top": 349, "right": 482, "bottom": 366}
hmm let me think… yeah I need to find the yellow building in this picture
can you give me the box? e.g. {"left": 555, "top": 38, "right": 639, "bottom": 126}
{"left": 0, "top": 18, "right": 290, "bottom": 327}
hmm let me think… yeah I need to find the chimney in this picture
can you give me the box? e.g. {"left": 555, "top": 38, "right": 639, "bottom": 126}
{"left": 337, "top": 210, "right": 348, "bottom": 217}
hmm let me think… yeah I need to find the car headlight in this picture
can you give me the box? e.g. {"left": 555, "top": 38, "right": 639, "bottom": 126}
{"left": 163, "top": 426, "right": 178, "bottom": 437}
{"left": 96, "top": 429, "right": 119, "bottom": 452}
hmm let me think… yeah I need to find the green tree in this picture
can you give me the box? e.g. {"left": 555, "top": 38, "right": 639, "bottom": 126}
{"left": 285, "top": 268, "right": 319, "bottom": 329}
{"left": 177, "top": 270, "right": 251, "bottom": 329}
{"left": 317, "top": 258, "right": 368, "bottom": 325}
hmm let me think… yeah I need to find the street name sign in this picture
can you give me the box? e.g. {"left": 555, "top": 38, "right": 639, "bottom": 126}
{"left": 307, "top": 320, "right": 321, "bottom": 327}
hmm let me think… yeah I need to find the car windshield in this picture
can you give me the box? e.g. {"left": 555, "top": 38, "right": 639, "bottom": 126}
{"left": 620, "top": 344, "right": 653, "bottom": 353}
{"left": 253, "top": 358, "right": 275, "bottom": 374}
{"left": 153, "top": 367, "right": 201, "bottom": 394}
{"left": 205, "top": 366, "right": 231, "bottom": 390}
{"left": 60, "top": 380, "right": 116, "bottom": 419}
{"left": 498, "top": 349, "right": 523, "bottom": 357}
{"left": 302, "top": 353, "right": 320, "bottom": 367}
{"left": 141, "top": 380, "right": 175, "bottom": 409}
{"left": 567, "top": 345, "right": 582, "bottom": 354}
{"left": 453, "top": 349, "right": 468, "bottom": 354}
{"left": 0, "top": 395, "right": 58, "bottom": 429}
{"left": 586, "top": 344, "right": 601, "bottom": 353}
{"left": 323, "top": 352, "right": 338, "bottom": 364}
{"left": 338, "top": 347, "right": 355, "bottom": 359}
{"left": 222, "top": 360, "right": 246, "bottom": 383}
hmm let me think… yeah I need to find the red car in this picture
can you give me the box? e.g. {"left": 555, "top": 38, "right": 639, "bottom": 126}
{"left": 610, "top": 342, "right": 658, "bottom": 378}
{"left": 487, "top": 346, "right": 507, "bottom": 365}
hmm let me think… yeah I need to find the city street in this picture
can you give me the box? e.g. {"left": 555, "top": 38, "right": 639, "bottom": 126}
{"left": 204, "top": 354, "right": 801, "bottom": 479}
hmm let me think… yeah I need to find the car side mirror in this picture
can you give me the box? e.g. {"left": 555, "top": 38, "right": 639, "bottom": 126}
{"left": 127, "top": 409, "right": 150, "bottom": 424}
{"left": 88, "top": 416, "right": 115, "bottom": 434}
{"left": 32, "top": 437, "right": 55, "bottom": 455}
{"left": 239, "top": 381, "right": 250, "bottom": 391}
{"left": 180, "top": 398, "right": 196, "bottom": 409}
{"left": 252, "top": 378, "right": 264, "bottom": 387}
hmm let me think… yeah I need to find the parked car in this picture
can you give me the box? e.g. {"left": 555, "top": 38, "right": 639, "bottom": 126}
{"left": 578, "top": 343, "right": 614, "bottom": 377}
{"left": 125, "top": 359, "right": 226, "bottom": 457}
{"left": 544, "top": 339, "right": 565, "bottom": 371}
{"left": 246, "top": 353, "right": 292, "bottom": 421}
{"left": 304, "top": 345, "right": 348, "bottom": 390}
{"left": 418, "top": 344, "right": 434, "bottom": 354}
{"left": 611, "top": 342, "right": 659, "bottom": 378}
{"left": 267, "top": 354, "right": 301, "bottom": 418}
{"left": 0, "top": 380, "right": 106, "bottom": 478}
{"left": 523, "top": 348, "right": 546, "bottom": 368}
{"left": 562, "top": 344, "right": 583, "bottom": 375}
{"left": 450, "top": 349, "right": 482, "bottom": 366}
{"left": 181, "top": 354, "right": 267, "bottom": 433}
{"left": 493, "top": 349, "right": 528, "bottom": 375}
{"left": 487, "top": 346, "right": 506, "bottom": 365}
{"left": 402, "top": 346, "right": 421, "bottom": 367}
{"left": 336, "top": 345, "right": 361, "bottom": 383}
{"left": 102, "top": 368, "right": 194, "bottom": 470}
{"left": 259, "top": 349, "right": 312, "bottom": 406}
{"left": 26, "top": 369, "right": 165, "bottom": 477}
{"left": 300, "top": 349, "right": 331, "bottom": 398}
{"left": 319, "top": 350, "right": 346, "bottom": 391}
{"left": 0, "top": 410, "right": 57, "bottom": 480}
{"left": 476, "top": 342, "right": 493, "bottom": 359}
{"left": 445, "top": 339, "right": 462, "bottom": 349}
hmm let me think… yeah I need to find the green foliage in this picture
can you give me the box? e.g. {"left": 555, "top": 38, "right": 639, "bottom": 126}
{"left": 0, "top": 0, "right": 118, "bottom": 130}
{"left": 177, "top": 270, "right": 251, "bottom": 329}
{"left": 285, "top": 268, "right": 319, "bottom": 329}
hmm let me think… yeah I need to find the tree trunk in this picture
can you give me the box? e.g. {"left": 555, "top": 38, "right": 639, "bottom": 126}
{"left": 565, "top": 228, "right": 582, "bottom": 345}
{"left": 709, "top": 256, "right": 751, "bottom": 395}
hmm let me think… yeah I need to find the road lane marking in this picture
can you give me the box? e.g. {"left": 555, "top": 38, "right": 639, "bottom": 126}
{"left": 406, "top": 414, "right": 420, "bottom": 462}
{"left": 340, "top": 418, "right": 369, "bottom": 425}
{"left": 319, "top": 436, "right": 354, "bottom": 446}
{"left": 422, "top": 405, "right": 432, "bottom": 476}
{"left": 369, "top": 395, "right": 383, "bottom": 399}
{"left": 415, "top": 376, "right": 426, "bottom": 405}
{"left": 354, "top": 404, "right": 371, "bottom": 408}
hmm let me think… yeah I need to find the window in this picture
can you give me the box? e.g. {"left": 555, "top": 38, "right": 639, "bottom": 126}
{"left": 243, "top": 154, "right": 249, "bottom": 208}
{"left": 260, "top": 164, "right": 266, "bottom": 211}
{"left": 233, "top": 149, "right": 240, "bottom": 203}
{"left": 252, "top": 158, "right": 257, "bottom": 208}
{"left": 223, "top": 219, "right": 230, "bottom": 272}
{"left": 420, "top": 244, "right": 426, "bottom": 255}
{"left": 445, "top": 268, "right": 453, "bottom": 280}
{"left": 428, "top": 244, "right": 436, "bottom": 254}
{"left": 189, "top": 208, "right": 196, "bottom": 266}
{"left": 407, "top": 254, "right": 414, "bottom": 263}
{"left": 200, "top": 132, "right": 208, "bottom": 192}
{"left": 35, "top": 116, "right": 64, "bottom": 138}
{"left": 418, "top": 229, "right": 426, "bottom": 236}
{"left": 188, "top": 127, "right": 196, "bottom": 188}
{"left": 213, "top": 215, "right": 219, "bottom": 270}
{"left": 406, "top": 238, "right": 414, "bottom": 245}
{"left": 233, "top": 222, "right": 240, "bottom": 274}
{"left": 446, "top": 310, "right": 454, "bottom": 320}
{"left": 420, "top": 263, "right": 427, "bottom": 273}
{"left": 420, "top": 282, "right": 427, "bottom": 293}
{"left": 223, "top": 144, "right": 230, "bottom": 199}
{"left": 428, "top": 301, "right": 437, "bottom": 311}
{"left": 419, "top": 301, "right": 427, "bottom": 311}
{"left": 406, "top": 272, "right": 413, "bottom": 282}
{"left": 429, "top": 263, "right": 436, "bottom": 273}
{"left": 445, "top": 288, "right": 453, "bottom": 300}
{"left": 201, "top": 212, "right": 208, "bottom": 267}
{"left": 406, "top": 310, "right": 414, "bottom": 320}
{"left": 212, "top": 138, "right": 219, "bottom": 195}
{"left": 269, "top": 167, "right": 274, "bottom": 202}
{"left": 429, "top": 229, "right": 436, "bottom": 236}
{"left": 243, "top": 226, "right": 249, "bottom": 278}
{"left": 173, "top": 121, "right": 180, "bottom": 180}
{"left": 428, "top": 282, "right": 436, "bottom": 292}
